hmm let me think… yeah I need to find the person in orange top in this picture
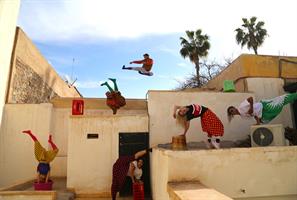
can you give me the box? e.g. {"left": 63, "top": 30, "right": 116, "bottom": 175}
{"left": 122, "top": 53, "right": 154, "bottom": 76}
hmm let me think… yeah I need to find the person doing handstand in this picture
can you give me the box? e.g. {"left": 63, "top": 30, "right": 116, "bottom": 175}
{"left": 22, "top": 130, "right": 59, "bottom": 183}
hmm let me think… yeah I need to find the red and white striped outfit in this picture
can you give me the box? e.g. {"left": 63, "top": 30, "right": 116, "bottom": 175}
{"left": 186, "top": 104, "right": 224, "bottom": 137}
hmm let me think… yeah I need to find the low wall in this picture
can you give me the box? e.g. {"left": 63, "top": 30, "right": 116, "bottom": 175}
{"left": 168, "top": 181, "right": 233, "bottom": 200}
{"left": 0, "top": 191, "right": 56, "bottom": 200}
{"left": 151, "top": 147, "right": 297, "bottom": 200}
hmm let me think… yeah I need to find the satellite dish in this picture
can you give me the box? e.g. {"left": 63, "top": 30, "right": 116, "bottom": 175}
{"left": 252, "top": 127, "right": 274, "bottom": 146}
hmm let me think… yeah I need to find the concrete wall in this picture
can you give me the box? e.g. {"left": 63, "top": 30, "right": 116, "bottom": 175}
{"left": 9, "top": 58, "right": 58, "bottom": 103}
{"left": 67, "top": 114, "right": 148, "bottom": 192}
{"left": 152, "top": 147, "right": 297, "bottom": 200}
{"left": 0, "top": 0, "right": 20, "bottom": 123}
{"left": 147, "top": 91, "right": 255, "bottom": 146}
{"left": 6, "top": 28, "right": 80, "bottom": 104}
{"left": 50, "top": 108, "right": 71, "bottom": 177}
{"left": 0, "top": 104, "right": 53, "bottom": 187}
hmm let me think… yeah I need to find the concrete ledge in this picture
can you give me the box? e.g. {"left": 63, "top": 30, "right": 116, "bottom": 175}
{"left": 51, "top": 97, "right": 147, "bottom": 110}
{"left": 74, "top": 191, "right": 111, "bottom": 198}
{"left": 0, "top": 191, "right": 56, "bottom": 200}
{"left": 168, "top": 181, "right": 233, "bottom": 200}
{"left": 0, "top": 179, "right": 34, "bottom": 191}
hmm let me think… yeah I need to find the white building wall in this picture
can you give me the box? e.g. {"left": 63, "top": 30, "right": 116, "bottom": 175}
{"left": 0, "top": 104, "right": 53, "bottom": 187}
{"left": 67, "top": 115, "right": 148, "bottom": 192}
{"left": 0, "top": 0, "right": 20, "bottom": 124}
{"left": 50, "top": 108, "right": 71, "bottom": 177}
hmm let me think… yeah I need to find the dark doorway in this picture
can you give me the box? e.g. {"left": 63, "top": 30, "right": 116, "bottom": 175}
{"left": 119, "top": 132, "right": 151, "bottom": 198}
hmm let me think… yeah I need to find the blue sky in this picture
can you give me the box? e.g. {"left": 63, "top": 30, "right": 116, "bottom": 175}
{"left": 17, "top": 0, "right": 297, "bottom": 98}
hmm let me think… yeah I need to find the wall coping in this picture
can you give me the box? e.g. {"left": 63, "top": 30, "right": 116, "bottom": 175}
{"left": 168, "top": 181, "right": 233, "bottom": 200}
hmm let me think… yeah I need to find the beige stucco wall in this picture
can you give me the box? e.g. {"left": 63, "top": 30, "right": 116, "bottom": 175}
{"left": 152, "top": 147, "right": 297, "bottom": 200}
{"left": 147, "top": 91, "right": 255, "bottom": 146}
{"left": 246, "top": 78, "right": 294, "bottom": 127}
{"left": 0, "top": 104, "right": 53, "bottom": 187}
{"left": 50, "top": 108, "right": 71, "bottom": 177}
{"left": 0, "top": 0, "right": 20, "bottom": 123}
{"left": 67, "top": 114, "right": 148, "bottom": 192}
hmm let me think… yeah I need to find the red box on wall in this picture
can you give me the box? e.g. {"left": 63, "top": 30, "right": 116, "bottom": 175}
{"left": 72, "top": 100, "right": 84, "bottom": 115}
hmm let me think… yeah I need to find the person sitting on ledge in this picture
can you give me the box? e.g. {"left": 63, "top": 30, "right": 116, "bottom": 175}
{"left": 173, "top": 104, "right": 224, "bottom": 149}
{"left": 227, "top": 93, "right": 297, "bottom": 125}
{"left": 22, "top": 130, "right": 59, "bottom": 183}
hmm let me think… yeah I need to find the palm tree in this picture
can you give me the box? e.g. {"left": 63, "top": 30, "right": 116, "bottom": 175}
{"left": 235, "top": 17, "right": 267, "bottom": 55}
{"left": 180, "top": 29, "right": 210, "bottom": 87}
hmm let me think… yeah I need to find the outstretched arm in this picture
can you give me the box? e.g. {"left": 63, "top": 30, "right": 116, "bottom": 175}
{"left": 130, "top": 59, "right": 144, "bottom": 64}
{"left": 37, "top": 172, "right": 40, "bottom": 183}
{"left": 246, "top": 97, "right": 254, "bottom": 115}
{"left": 183, "top": 120, "right": 190, "bottom": 135}
{"left": 134, "top": 150, "right": 147, "bottom": 160}
{"left": 128, "top": 163, "right": 136, "bottom": 183}
{"left": 254, "top": 116, "right": 261, "bottom": 125}
{"left": 45, "top": 171, "right": 50, "bottom": 183}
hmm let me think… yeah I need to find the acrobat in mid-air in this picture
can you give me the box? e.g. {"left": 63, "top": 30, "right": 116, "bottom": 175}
{"left": 22, "top": 130, "right": 59, "bottom": 183}
{"left": 227, "top": 93, "right": 297, "bottom": 125}
{"left": 101, "top": 78, "right": 126, "bottom": 115}
{"left": 122, "top": 53, "right": 154, "bottom": 76}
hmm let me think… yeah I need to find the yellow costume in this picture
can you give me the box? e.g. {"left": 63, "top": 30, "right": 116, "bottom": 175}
{"left": 34, "top": 141, "right": 58, "bottom": 163}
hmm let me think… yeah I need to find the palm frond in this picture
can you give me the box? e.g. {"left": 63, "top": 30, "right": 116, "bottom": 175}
{"left": 185, "top": 31, "right": 194, "bottom": 41}
{"left": 235, "top": 16, "right": 268, "bottom": 54}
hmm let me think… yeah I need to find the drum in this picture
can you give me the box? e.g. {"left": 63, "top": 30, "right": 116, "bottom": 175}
{"left": 172, "top": 135, "right": 187, "bottom": 150}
